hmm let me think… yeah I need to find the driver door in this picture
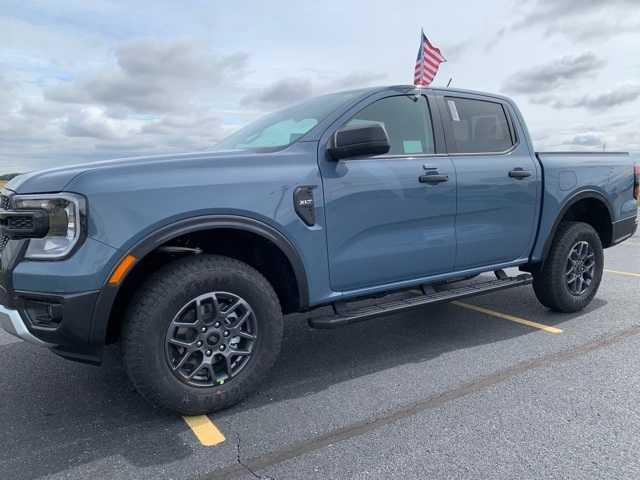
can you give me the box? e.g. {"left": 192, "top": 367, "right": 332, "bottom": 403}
{"left": 319, "top": 94, "right": 457, "bottom": 291}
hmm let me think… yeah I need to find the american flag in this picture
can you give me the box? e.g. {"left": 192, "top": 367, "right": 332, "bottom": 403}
{"left": 414, "top": 30, "right": 446, "bottom": 86}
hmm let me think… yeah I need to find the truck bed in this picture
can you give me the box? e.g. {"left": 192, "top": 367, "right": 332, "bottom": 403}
{"left": 531, "top": 150, "right": 638, "bottom": 263}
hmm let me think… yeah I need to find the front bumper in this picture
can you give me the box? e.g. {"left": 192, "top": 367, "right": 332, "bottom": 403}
{"left": 0, "top": 236, "right": 117, "bottom": 364}
{"left": 0, "top": 288, "right": 102, "bottom": 362}
{"left": 0, "top": 304, "right": 52, "bottom": 346}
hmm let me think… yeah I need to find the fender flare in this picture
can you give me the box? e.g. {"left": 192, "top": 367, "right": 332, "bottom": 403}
{"left": 540, "top": 189, "right": 614, "bottom": 263}
{"left": 90, "top": 215, "right": 310, "bottom": 345}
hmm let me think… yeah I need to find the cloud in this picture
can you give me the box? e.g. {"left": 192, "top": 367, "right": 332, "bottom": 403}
{"left": 63, "top": 107, "right": 139, "bottom": 140}
{"left": 242, "top": 72, "right": 386, "bottom": 108}
{"left": 494, "top": 0, "right": 640, "bottom": 45}
{"left": 440, "top": 40, "right": 472, "bottom": 60}
{"left": 0, "top": 38, "right": 256, "bottom": 172}
{"left": 242, "top": 78, "right": 314, "bottom": 108}
{"left": 569, "top": 132, "right": 604, "bottom": 147}
{"left": 573, "top": 84, "right": 640, "bottom": 110}
{"left": 327, "top": 72, "right": 387, "bottom": 90}
{"left": 514, "top": 0, "right": 638, "bottom": 28}
{"left": 528, "top": 115, "right": 640, "bottom": 153}
{"left": 532, "top": 83, "right": 640, "bottom": 111}
{"left": 1, "top": 30, "right": 389, "bottom": 173}
{"left": 45, "top": 39, "right": 249, "bottom": 113}
{"left": 502, "top": 52, "right": 604, "bottom": 94}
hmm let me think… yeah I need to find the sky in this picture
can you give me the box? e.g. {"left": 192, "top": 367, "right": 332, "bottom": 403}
{"left": 1, "top": 0, "right": 640, "bottom": 173}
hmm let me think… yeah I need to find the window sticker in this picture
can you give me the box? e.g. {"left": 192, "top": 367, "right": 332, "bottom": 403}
{"left": 447, "top": 100, "right": 460, "bottom": 122}
{"left": 403, "top": 140, "right": 424, "bottom": 154}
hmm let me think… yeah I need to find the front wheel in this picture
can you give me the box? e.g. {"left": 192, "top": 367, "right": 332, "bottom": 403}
{"left": 532, "top": 221, "right": 604, "bottom": 313}
{"left": 121, "top": 255, "right": 283, "bottom": 415}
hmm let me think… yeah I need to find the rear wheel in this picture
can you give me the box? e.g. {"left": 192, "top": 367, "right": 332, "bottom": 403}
{"left": 533, "top": 221, "right": 604, "bottom": 313}
{"left": 121, "top": 255, "right": 283, "bottom": 415}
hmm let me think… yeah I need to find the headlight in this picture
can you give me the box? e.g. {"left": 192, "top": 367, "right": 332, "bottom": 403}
{"left": 13, "top": 193, "right": 86, "bottom": 260}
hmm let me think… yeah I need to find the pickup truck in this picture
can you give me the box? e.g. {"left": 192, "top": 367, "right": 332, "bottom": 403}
{"left": 1, "top": 86, "right": 638, "bottom": 414}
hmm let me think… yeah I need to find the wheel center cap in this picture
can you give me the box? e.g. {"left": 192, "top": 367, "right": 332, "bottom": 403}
{"left": 206, "top": 333, "right": 220, "bottom": 346}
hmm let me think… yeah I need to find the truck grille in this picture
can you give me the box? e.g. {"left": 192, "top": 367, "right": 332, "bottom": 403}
{"left": 0, "top": 193, "right": 11, "bottom": 255}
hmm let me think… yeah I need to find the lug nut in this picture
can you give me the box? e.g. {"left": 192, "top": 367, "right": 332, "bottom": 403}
{"left": 196, "top": 341, "right": 203, "bottom": 347}
{"left": 223, "top": 331, "right": 229, "bottom": 337}
{"left": 219, "top": 345, "right": 226, "bottom": 351}
{"left": 205, "top": 350, "right": 212, "bottom": 356}
{"left": 214, "top": 322, "right": 221, "bottom": 328}
{"left": 201, "top": 327, "right": 207, "bottom": 332}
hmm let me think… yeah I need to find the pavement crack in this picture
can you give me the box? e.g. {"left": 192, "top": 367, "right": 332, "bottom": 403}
{"left": 202, "top": 323, "right": 640, "bottom": 479}
{"left": 236, "top": 433, "right": 275, "bottom": 480}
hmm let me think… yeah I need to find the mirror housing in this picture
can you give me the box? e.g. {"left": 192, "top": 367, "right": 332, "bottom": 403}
{"left": 329, "top": 124, "right": 391, "bottom": 160}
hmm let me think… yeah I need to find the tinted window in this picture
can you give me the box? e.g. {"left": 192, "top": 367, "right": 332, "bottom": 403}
{"left": 444, "top": 97, "right": 514, "bottom": 154}
{"left": 345, "top": 95, "right": 435, "bottom": 155}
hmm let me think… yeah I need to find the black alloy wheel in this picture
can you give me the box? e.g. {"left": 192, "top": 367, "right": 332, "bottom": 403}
{"left": 165, "top": 291, "right": 258, "bottom": 387}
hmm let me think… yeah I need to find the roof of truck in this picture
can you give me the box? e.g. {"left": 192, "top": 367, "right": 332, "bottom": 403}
{"left": 374, "top": 84, "right": 515, "bottom": 103}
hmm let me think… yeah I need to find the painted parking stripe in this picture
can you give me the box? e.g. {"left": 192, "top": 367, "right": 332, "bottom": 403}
{"left": 452, "top": 301, "right": 563, "bottom": 334}
{"left": 605, "top": 269, "right": 640, "bottom": 278}
{"left": 618, "top": 240, "right": 640, "bottom": 247}
{"left": 183, "top": 415, "right": 226, "bottom": 446}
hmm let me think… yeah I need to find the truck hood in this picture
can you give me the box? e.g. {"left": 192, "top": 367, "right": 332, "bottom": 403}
{"left": 6, "top": 150, "right": 246, "bottom": 194}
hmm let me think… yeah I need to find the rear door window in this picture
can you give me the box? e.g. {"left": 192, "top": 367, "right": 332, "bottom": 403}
{"left": 444, "top": 97, "right": 514, "bottom": 154}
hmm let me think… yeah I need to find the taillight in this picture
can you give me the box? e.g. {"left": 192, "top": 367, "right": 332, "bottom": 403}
{"left": 635, "top": 163, "right": 640, "bottom": 200}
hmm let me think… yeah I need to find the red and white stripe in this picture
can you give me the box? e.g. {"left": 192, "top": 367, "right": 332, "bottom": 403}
{"left": 414, "top": 34, "right": 445, "bottom": 87}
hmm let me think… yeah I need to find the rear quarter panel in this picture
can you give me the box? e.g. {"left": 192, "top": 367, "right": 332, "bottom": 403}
{"left": 531, "top": 152, "right": 637, "bottom": 262}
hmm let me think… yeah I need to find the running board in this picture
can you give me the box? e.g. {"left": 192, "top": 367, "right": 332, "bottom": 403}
{"left": 308, "top": 272, "right": 533, "bottom": 329}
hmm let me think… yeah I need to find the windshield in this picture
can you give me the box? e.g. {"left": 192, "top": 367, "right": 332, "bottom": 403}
{"left": 214, "top": 90, "right": 363, "bottom": 151}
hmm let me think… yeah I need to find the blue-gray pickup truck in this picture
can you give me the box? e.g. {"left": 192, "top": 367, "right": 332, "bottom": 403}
{"left": 1, "top": 86, "right": 638, "bottom": 414}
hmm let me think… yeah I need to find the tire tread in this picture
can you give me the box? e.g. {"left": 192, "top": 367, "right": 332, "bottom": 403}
{"left": 121, "top": 255, "right": 282, "bottom": 415}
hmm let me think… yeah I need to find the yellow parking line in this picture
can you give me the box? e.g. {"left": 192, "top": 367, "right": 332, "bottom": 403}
{"left": 605, "top": 269, "right": 640, "bottom": 278}
{"left": 183, "top": 415, "right": 226, "bottom": 446}
{"left": 452, "top": 301, "right": 563, "bottom": 334}
{"left": 619, "top": 240, "right": 640, "bottom": 247}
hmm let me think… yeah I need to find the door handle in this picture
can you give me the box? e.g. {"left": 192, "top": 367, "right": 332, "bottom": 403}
{"left": 509, "top": 168, "right": 531, "bottom": 179}
{"left": 419, "top": 173, "right": 449, "bottom": 184}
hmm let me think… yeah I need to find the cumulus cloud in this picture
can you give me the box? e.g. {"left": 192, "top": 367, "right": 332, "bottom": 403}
{"left": 569, "top": 132, "right": 604, "bottom": 147}
{"left": 63, "top": 108, "right": 142, "bottom": 140}
{"left": 502, "top": 53, "right": 604, "bottom": 94}
{"left": 45, "top": 40, "right": 249, "bottom": 113}
{"left": 0, "top": 39, "right": 258, "bottom": 172}
{"left": 242, "top": 78, "right": 314, "bottom": 108}
{"left": 528, "top": 116, "right": 640, "bottom": 152}
{"left": 515, "top": 0, "right": 636, "bottom": 27}
{"left": 532, "top": 83, "right": 640, "bottom": 111}
{"left": 1, "top": 31, "right": 390, "bottom": 173}
{"left": 242, "top": 72, "right": 386, "bottom": 108}
{"left": 496, "top": 0, "right": 640, "bottom": 44}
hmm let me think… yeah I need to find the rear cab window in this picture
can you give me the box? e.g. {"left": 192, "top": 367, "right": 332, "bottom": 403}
{"left": 443, "top": 97, "right": 515, "bottom": 154}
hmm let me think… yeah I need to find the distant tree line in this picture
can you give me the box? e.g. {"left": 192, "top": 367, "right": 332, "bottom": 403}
{"left": 0, "top": 173, "right": 21, "bottom": 181}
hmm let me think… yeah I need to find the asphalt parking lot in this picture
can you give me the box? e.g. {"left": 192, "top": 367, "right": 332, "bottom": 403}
{"left": 1, "top": 230, "right": 638, "bottom": 480}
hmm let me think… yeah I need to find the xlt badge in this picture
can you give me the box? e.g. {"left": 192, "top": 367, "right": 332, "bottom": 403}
{"left": 293, "top": 186, "right": 315, "bottom": 226}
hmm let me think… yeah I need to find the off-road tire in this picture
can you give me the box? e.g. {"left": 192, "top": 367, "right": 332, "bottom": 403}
{"left": 533, "top": 221, "right": 604, "bottom": 313}
{"left": 121, "top": 254, "right": 283, "bottom": 415}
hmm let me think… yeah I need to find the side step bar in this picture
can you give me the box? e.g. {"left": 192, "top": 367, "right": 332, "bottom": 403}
{"left": 308, "top": 272, "right": 533, "bottom": 329}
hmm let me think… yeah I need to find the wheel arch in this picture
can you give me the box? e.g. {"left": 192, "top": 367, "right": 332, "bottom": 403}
{"left": 541, "top": 190, "right": 614, "bottom": 265}
{"left": 90, "top": 215, "right": 309, "bottom": 346}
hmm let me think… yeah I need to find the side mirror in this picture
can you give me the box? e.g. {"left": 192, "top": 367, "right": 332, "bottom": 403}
{"left": 329, "top": 123, "right": 391, "bottom": 160}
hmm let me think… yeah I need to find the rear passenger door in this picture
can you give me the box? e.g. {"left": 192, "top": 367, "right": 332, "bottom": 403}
{"left": 439, "top": 94, "right": 540, "bottom": 270}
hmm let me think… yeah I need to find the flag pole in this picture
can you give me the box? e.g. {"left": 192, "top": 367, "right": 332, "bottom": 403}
{"left": 415, "top": 28, "right": 423, "bottom": 93}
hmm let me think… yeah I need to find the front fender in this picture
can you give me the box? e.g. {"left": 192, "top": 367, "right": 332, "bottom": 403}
{"left": 89, "top": 214, "right": 310, "bottom": 347}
